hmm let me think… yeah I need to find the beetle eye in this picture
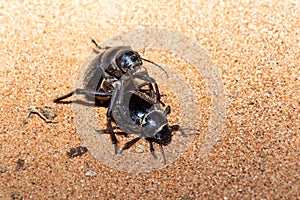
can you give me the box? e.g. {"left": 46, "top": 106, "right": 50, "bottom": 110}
{"left": 131, "top": 54, "right": 137, "bottom": 62}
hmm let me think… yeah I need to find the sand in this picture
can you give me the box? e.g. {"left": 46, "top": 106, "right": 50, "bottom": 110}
{"left": 0, "top": 1, "right": 299, "bottom": 199}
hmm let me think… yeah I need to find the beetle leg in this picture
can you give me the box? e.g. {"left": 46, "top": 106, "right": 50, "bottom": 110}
{"left": 134, "top": 74, "right": 156, "bottom": 84}
{"left": 133, "top": 74, "right": 165, "bottom": 106}
{"left": 53, "top": 90, "right": 76, "bottom": 102}
{"left": 106, "top": 83, "right": 122, "bottom": 154}
{"left": 145, "top": 81, "right": 164, "bottom": 106}
{"left": 146, "top": 139, "right": 158, "bottom": 159}
{"left": 95, "top": 128, "right": 128, "bottom": 137}
{"left": 95, "top": 125, "right": 120, "bottom": 133}
{"left": 91, "top": 39, "right": 111, "bottom": 50}
{"left": 163, "top": 105, "right": 171, "bottom": 116}
{"left": 53, "top": 88, "right": 112, "bottom": 103}
{"left": 153, "top": 83, "right": 165, "bottom": 106}
{"left": 119, "top": 137, "right": 142, "bottom": 154}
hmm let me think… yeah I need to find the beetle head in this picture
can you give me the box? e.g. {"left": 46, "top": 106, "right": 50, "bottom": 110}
{"left": 154, "top": 124, "right": 173, "bottom": 146}
{"left": 116, "top": 51, "right": 143, "bottom": 73}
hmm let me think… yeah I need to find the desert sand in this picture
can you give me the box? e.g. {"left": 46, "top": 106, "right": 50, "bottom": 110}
{"left": 0, "top": 1, "right": 299, "bottom": 199}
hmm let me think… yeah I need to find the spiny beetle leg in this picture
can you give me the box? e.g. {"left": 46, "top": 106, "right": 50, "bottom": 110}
{"left": 53, "top": 88, "right": 112, "bottom": 103}
{"left": 119, "top": 137, "right": 142, "bottom": 154}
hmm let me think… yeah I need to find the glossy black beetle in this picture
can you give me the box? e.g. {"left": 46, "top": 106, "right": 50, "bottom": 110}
{"left": 107, "top": 68, "right": 187, "bottom": 164}
{"left": 54, "top": 39, "right": 167, "bottom": 153}
{"left": 53, "top": 39, "right": 167, "bottom": 105}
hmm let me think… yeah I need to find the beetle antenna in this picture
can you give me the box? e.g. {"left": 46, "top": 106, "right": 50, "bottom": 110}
{"left": 141, "top": 58, "right": 169, "bottom": 78}
{"left": 159, "top": 144, "right": 167, "bottom": 165}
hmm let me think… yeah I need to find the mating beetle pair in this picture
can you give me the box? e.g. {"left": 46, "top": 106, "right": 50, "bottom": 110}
{"left": 54, "top": 39, "right": 186, "bottom": 163}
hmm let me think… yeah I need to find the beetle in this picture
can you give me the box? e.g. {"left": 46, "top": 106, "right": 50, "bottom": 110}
{"left": 53, "top": 39, "right": 167, "bottom": 105}
{"left": 54, "top": 39, "right": 167, "bottom": 153}
{"left": 107, "top": 68, "right": 187, "bottom": 164}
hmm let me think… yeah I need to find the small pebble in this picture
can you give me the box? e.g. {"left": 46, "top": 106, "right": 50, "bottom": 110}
{"left": 85, "top": 170, "right": 97, "bottom": 177}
